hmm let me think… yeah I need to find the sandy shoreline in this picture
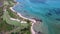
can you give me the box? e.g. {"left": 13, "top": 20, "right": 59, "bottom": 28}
{"left": 10, "top": 7, "right": 36, "bottom": 23}
{"left": 10, "top": 7, "right": 36, "bottom": 34}
{"left": 10, "top": 0, "right": 36, "bottom": 34}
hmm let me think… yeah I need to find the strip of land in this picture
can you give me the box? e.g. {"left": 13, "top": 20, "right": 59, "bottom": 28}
{"left": 10, "top": 5, "right": 36, "bottom": 34}
{"left": 3, "top": 0, "right": 37, "bottom": 34}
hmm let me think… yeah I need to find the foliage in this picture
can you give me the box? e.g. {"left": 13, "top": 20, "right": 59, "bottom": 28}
{"left": 7, "top": 9, "right": 17, "bottom": 18}
{"left": 0, "top": 20, "right": 14, "bottom": 31}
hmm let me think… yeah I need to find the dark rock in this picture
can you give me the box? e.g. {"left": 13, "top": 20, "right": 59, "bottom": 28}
{"left": 55, "top": 8, "right": 60, "bottom": 15}
{"left": 32, "top": 18, "right": 42, "bottom": 22}
{"left": 38, "top": 31, "right": 43, "bottom": 34}
{"left": 46, "top": 12, "right": 52, "bottom": 16}
{"left": 45, "top": 12, "right": 52, "bottom": 17}
{"left": 53, "top": 8, "right": 60, "bottom": 15}
{"left": 47, "top": 12, "right": 52, "bottom": 16}
{"left": 56, "top": 18, "right": 60, "bottom": 21}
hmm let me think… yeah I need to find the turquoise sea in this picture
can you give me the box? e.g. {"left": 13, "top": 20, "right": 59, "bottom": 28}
{"left": 13, "top": 0, "right": 60, "bottom": 34}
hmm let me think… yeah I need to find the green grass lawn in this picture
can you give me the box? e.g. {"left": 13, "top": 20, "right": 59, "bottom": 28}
{"left": 3, "top": 11, "right": 31, "bottom": 34}
{"left": 3, "top": 11, "right": 21, "bottom": 26}
{"left": 3, "top": 11, "right": 30, "bottom": 28}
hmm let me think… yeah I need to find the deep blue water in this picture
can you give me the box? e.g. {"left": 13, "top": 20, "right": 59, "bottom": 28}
{"left": 13, "top": 0, "right": 60, "bottom": 34}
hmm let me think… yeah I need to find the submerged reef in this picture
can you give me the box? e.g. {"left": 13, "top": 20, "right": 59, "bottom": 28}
{"left": 45, "top": 8, "right": 60, "bottom": 17}
{"left": 55, "top": 18, "right": 60, "bottom": 21}
{"left": 49, "top": 8, "right": 60, "bottom": 15}
{"left": 30, "top": 0, "right": 47, "bottom": 4}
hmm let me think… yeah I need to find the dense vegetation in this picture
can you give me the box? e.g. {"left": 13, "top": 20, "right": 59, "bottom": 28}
{"left": 0, "top": 7, "right": 3, "bottom": 16}
{"left": 7, "top": 9, "right": 17, "bottom": 18}
{"left": 0, "top": 0, "right": 32, "bottom": 34}
{"left": 10, "top": 26, "right": 31, "bottom": 34}
{"left": 0, "top": 20, "right": 14, "bottom": 31}
{"left": 21, "top": 26, "right": 31, "bottom": 34}
{"left": 0, "top": 1, "right": 14, "bottom": 32}
{"left": 3, "top": 10, "right": 31, "bottom": 34}
{"left": 0, "top": 6, "right": 14, "bottom": 32}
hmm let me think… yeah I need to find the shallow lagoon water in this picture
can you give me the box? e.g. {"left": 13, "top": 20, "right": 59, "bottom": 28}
{"left": 13, "top": 0, "right": 60, "bottom": 34}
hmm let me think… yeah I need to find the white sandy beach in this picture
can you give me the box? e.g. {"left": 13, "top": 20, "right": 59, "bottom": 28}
{"left": 10, "top": 7, "right": 36, "bottom": 23}
{"left": 10, "top": 7, "right": 36, "bottom": 34}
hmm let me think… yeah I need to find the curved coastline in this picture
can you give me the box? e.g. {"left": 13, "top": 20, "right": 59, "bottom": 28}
{"left": 10, "top": 0, "right": 36, "bottom": 34}
{"left": 10, "top": 7, "right": 36, "bottom": 34}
